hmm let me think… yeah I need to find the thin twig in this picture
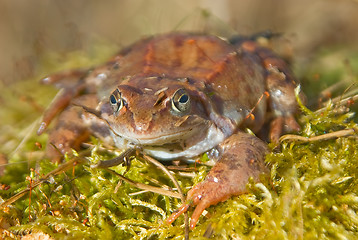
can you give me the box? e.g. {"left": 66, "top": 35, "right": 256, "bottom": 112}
{"left": 280, "top": 128, "right": 356, "bottom": 143}
{"left": 105, "top": 168, "right": 181, "bottom": 199}
{"left": 316, "top": 84, "right": 358, "bottom": 115}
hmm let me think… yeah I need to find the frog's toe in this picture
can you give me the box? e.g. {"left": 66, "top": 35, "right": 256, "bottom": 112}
{"left": 270, "top": 115, "right": 300, "bottom": 142}
{"left": 166, "top": 202, "right": 190, "bottom": 225}
{"left": 284, "top": 115, "right": 301, "bottom": 132}
{"left": 187, "top": 180, "right": 234, "bottom": 228}
{"left": 188, "top": 191, "right": 212, "bottom": 229}
{"left": 167, "top": 180, "right": 232, "bottom": 229}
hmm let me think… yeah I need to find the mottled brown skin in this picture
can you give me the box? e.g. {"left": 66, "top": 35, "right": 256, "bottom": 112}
{"left": 38, "top": 33, "right": 301, "bottom": 229}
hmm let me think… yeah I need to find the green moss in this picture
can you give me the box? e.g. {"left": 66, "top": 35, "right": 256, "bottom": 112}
{"left": 1, "top": 48, "right": 358, "bottom": 239}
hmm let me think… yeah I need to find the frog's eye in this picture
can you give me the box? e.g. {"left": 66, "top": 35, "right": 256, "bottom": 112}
{"left": 171, "top": 88, "right": 191, "bottom": 114}
{"left": 109, "top": 89, "right": 126, "bottom": 114}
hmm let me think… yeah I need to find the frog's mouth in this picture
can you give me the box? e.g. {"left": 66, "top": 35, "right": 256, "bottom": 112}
{"left": 109, "top": 121, "right": 226, "bottom": 160}
{"left": 112, "top": 122, "right": 207, "bottom": 146}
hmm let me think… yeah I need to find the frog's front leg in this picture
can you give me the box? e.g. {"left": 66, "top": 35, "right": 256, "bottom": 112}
{"left": 44, "top": 94, "right": 111, "bottom": 162}
{"left": 265, "top": 66, "right": 302, "bottom": 142}
{"left": 43, "top": 95, "right": 91, "bottom": 162}
{"left": 37, "top": 70, "right": 88, "bottom": 135}
{"left": 167, "top": 132, "right": 268, "bottom": 229}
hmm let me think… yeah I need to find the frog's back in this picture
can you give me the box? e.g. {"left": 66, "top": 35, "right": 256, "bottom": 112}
{"left": 107, "top": 33, "right": 267, "bottom": 131}
{"left": 121, "top": 33, "right": 234, "bottom": 78}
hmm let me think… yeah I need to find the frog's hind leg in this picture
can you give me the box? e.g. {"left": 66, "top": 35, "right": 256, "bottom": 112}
{"left": 167, "top": 132, "right": 268, "bottom": 229}
{"left": 236, "top": 39, "right": 303, "bottom": 142}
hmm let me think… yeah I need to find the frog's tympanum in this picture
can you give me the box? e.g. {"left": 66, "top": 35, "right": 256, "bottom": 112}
{"left": 38, "top": 33, "right": 301, "bottom": 229}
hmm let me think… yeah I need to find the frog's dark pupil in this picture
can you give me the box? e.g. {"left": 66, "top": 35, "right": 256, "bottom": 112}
{"left": 110, "top": 95, "right": 117, "bottom": 105}
{"left": 179, "top": 94, "right": 188, "bottom": 103}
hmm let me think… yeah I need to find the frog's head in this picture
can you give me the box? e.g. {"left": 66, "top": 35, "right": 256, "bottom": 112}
{"left": 101, "top": 75, "right": 211, "bottom": 147}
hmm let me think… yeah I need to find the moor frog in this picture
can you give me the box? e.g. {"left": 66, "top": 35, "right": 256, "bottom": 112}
{"left": 38, "top": 32, "right": 301, "bottom": 229}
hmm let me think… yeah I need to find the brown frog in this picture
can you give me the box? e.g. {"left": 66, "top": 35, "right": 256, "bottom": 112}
{"left": 37, "top": 32, "right": 301, "bottom": 229}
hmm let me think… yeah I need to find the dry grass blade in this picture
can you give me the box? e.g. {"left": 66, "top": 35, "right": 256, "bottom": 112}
{"left": 280, "top": 128, "right": 357, "bottom": 142}
{"left": 104, "top": 168, "right": 182, "bottom": 199}
{"left": 141, "top": 154, "right": 185, "bottom": 199}
{"left": 315, "top": 93, "right": 358, "bottom": 115}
